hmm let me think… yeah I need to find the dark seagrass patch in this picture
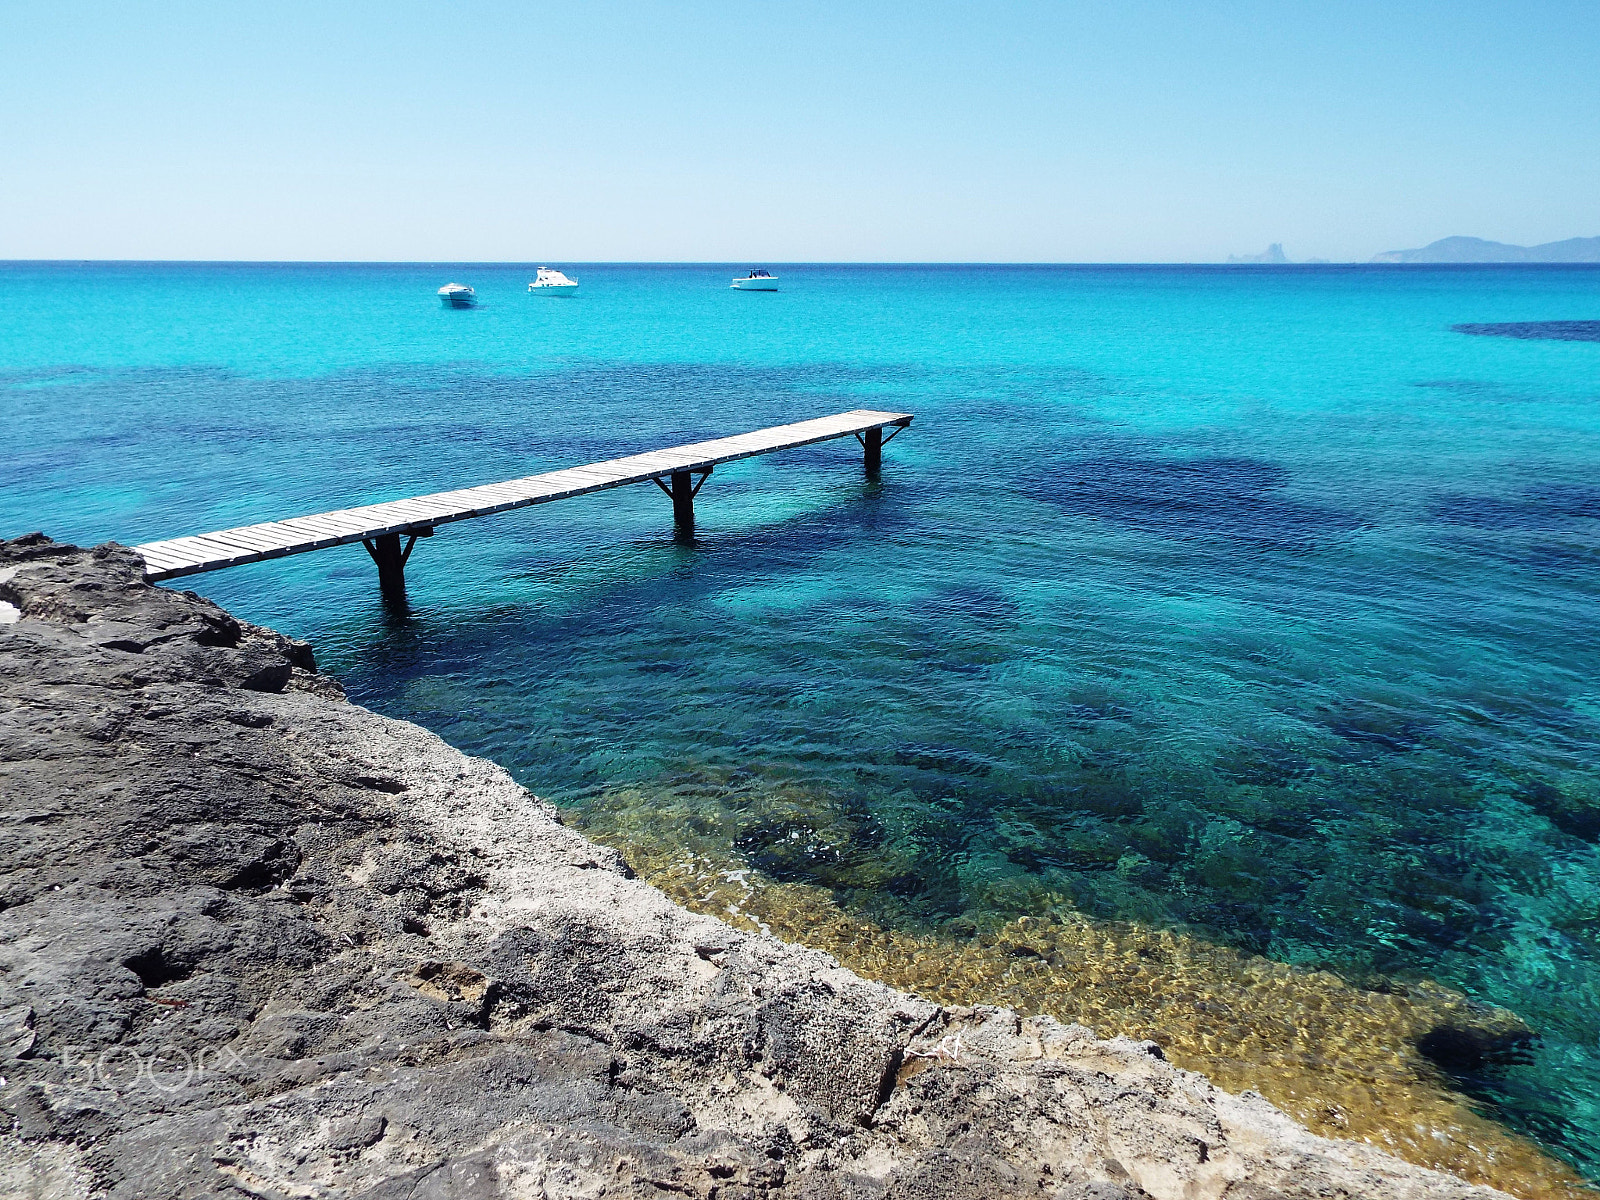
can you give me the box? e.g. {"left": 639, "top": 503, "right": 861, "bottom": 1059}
{"left": 1452, "top": 321, "right": 1600, "bottom": 342}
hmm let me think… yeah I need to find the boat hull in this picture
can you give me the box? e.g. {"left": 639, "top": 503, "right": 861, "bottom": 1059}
{"left": 439, "top": 294, "right": 476, "bottom": 308}
{"left": 529, "top": 283, "right": 579, "bottom": 296}
{"left": 731, "top": 278, "right": 778, "bottom": 291}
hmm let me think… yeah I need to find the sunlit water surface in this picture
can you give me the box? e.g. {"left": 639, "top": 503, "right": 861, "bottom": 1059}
{"left": 4, "top": 262, "right": 1598, "bottom": 1189}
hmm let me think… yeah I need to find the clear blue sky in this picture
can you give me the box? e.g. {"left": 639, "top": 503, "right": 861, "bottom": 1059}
{"left": 4, "top": 1, "right": 1597, "bottom": 261}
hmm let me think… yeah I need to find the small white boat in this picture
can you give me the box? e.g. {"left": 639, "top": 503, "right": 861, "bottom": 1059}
{"left": 437, "top": 283, "right": 476, "bottom": 308}
{"left": 528, "top": 267, "right": 578, "bottom": 295}
{"left": 731, "top": 269, "right": 778, "bottom": 291}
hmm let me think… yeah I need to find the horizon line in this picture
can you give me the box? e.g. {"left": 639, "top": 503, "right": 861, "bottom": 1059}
{"left": 6, "top": 258, "right": 1599, "bottom": 268}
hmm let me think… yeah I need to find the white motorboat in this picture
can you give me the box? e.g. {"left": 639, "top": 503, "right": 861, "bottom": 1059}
{"left": 528, "top": 267, "right": 578, "bottom": 295}
{"left": 437, "top": 283, "right": 476, "bottom": 308}
{"left": 731, "top": 269, "right": 778, "bottom": 291}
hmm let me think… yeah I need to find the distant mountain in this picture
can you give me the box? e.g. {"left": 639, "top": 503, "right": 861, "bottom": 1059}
{"left": 1371, "top": 235, "right": 1600, "bottom": 263}
{"left": 1227, "top": 243, "right": 1290, "bottom": 264}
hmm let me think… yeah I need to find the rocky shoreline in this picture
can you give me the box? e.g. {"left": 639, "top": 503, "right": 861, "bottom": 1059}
{"left": 0, "top": 536, "right": 1511, "bottom": 1199}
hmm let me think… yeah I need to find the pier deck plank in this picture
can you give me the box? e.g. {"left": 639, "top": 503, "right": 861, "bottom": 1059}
{"left": 134, "top": 409, "right": 913, "bottom": 582}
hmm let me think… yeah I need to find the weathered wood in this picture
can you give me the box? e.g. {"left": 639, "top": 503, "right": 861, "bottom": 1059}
{"left": 133, "top": 409, "right": 914, "bottom": 584}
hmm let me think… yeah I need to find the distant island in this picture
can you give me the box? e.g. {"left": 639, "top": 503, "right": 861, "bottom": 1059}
{"left": 1223, "top": 236, "right": 1600, "bottom": 265}
{"left": 1228, "top": 243, "right": 1289, "bottom": 264}
{"left": 1226, "top": 243, "right": 1331, "bottom": 265}
{"left": 1372, "top": 235, "right": 1600, "bottom": 263}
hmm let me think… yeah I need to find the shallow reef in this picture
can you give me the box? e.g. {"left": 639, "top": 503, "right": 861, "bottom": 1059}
{"left": 1452, "top": 321, "right": 1600, "bottom": 342}
{"left": 578, "top": 788, "right": 1596, "bottom": 1200}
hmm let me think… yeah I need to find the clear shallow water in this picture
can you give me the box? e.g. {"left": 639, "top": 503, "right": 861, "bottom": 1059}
{"left": 4, "top": 262, "right": 1599, "bottom": 1178}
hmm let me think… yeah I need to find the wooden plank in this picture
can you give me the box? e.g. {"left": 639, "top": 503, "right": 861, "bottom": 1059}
{"left": 224, "top": 521, "right": 307, "bottom": 544}
{"left": 444, "top": 485, "right": 525, "bottom": 505}
{"left": 266, "top": 515, "right": 352, "bottom": 537}
{"left": 135, "top": 540, "right": 190, "bottom": 561}
{"left": 414, "top": 488, "right": 496, "bottom": 509}
{"left": 363, "top": 499, "right": 436, "bottom": 521}
{"left": 148, "top": 539, "right": 228, "bottom": 565}
{"left": 279, "top": 515, "right": 369, "bottom": 539}
{"left": 133, "top": 540, "right": 195, "bottom": 562}
{"left": 607, "top": 455, "right": 690, "bottom": 476}
{"left": 384, "top": 500, "right": 460, "bottom": 524}
{"left": 183, "top": 536, "right": 267, "bottom": 560}
{"left": 334, "top": 508, "right": 411, "bottom": 530}
{"left": 369, "top": 498, "right": 446, "bottom": 518}
{"left": 550, "top": 470, "right": 630, "bottom": 489}
{"left": 156, "top": 543, "right": 249, "bottom": 570}
{"left": 309, "top": 507, "right": 390, "bottom": 528}
{"left": 192, "top": 531, "right": 272, "bottom": 554}
{"left": 456, "top": 486, "right": 542, "bottom": 508}
{"left": 341, "top": 503, "right": 417, "bottom": 527}
{"left": 136, "top": 549, "right": 192, "bottom": 572}
{"left": 198, "top": 528, "right": 283, "bottom": 553}
{"left": 518, "top": 469, "right": 603, "bottom": 495}
{"left": 185, "top": 533, "right": 268, "bottom": 556}
{"left": 449, "top": 482, "right": 533, "bottom": 502}
{"left": 482, "top": 478, "right": 551, "bottom": 496}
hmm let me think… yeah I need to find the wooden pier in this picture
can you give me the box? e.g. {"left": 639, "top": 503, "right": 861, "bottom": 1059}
{"left": 133, "top": 409, "right": 912, "bottom": 598}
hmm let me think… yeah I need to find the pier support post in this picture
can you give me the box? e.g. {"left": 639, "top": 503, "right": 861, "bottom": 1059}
{"left": 366, "top": 534, "right": 408, "bottom": 600}
{"left": 670, "top": 470, "right": 695, "bottom": 530}
{"left": 654, "top": 468, "right": 711, "bottom": 533}
{"left": 363, "top": 528, "right": 429, "bottom": 601}
{"left": 863, "top": 426, "right": 883, "bottom": 475}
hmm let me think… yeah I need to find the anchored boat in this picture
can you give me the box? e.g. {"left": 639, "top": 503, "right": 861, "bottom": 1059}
{"left": 731, "top": 269, "right": 777, "bottom": 291}
{"left": 437, "top": 283, "right": 476, "bottom": 308}
{"left": 528, "top": 267, "right": 579, "bottom": 296}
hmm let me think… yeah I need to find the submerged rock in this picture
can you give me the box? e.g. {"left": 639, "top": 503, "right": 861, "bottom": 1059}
{"left": 0, "top": 536, "right": 1510, "bottom": 1199}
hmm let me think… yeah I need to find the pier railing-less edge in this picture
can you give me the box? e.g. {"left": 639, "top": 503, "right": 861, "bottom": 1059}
{"left": 133, "top": 409, "right": 913, "bottom": 600}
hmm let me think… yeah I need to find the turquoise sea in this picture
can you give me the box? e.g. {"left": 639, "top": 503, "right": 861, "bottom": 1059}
{"left": 3, "top": 262, "right": 1598, "bottom": 1179}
